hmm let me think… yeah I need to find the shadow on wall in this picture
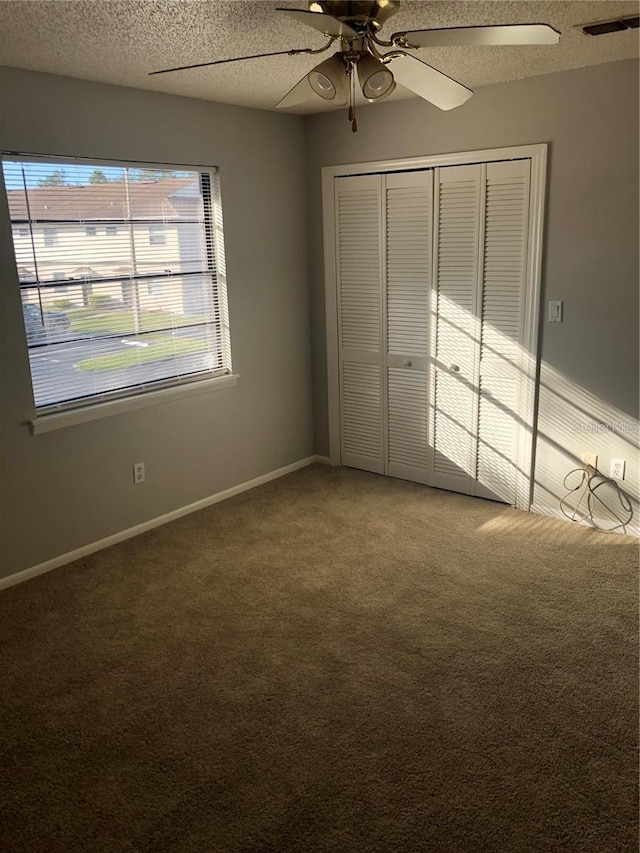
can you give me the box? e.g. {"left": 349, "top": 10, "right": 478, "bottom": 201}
{"left": 533, "top": 361, "right": 639, "bottom": 535}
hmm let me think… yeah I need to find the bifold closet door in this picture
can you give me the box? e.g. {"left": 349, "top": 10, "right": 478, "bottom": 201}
{"left": 475, "top": 159, "right": 531, "bottom": 503}
{"left": 386, "top": 171, "right": 432, "bottom": 484}
{"left": 336, "top": 174, "right": 385, "bottom": 474}
{"left": 335, "top": 171, "right": 432, "bottom": 480}
{"left": 430, "top": 159, "right": 531, "bottom": 504}
{"left": 430, "top": 164, "right": 481, "bottom": 496}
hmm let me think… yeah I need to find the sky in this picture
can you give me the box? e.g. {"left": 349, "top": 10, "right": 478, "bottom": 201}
{"left": 2, "top": 162, "right": 125, "bottom": 189}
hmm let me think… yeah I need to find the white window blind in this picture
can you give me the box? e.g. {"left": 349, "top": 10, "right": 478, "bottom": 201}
{"left": 2, "top": 156, "right": 231, "bottom": 414}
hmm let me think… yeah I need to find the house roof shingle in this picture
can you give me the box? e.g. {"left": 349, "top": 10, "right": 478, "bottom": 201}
{"left": 7, "top": 178, "right": 198, "bottom": 222}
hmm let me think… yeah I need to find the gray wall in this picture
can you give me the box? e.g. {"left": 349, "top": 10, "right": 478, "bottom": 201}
{"left": 306, "top": 59, "right": 639, "bottom": 532}
{"left": 0, "top": 67, "right": 313, "bottom": 579}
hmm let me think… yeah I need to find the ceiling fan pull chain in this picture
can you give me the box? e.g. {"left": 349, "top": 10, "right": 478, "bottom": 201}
{"left": 349, "top": 64, "right": 358, "bottom": 132}
{"left": 347, "top": 65, "right": 353, "bottom": 122}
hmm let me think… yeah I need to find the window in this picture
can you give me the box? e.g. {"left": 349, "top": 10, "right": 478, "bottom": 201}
{"left": 43, "top": 228, "right": 58, "bottom": 247}
{"left": 105, "top": 224, "right": 117, "bottom": 236}
{"left": 14, "top": 227, "right": 29, "bottom": 238}
{"left": 2, "top": 156, "right": 231, "bottom": 418}
{"left": 149, "top": 224, "right": 166, "bottom": 245}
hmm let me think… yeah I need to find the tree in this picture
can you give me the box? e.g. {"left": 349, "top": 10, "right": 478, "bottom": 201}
{"left": 38, "top": 169, "right": 67, "bottom": 187}
{"left": 88, "top": 169, "right": 109, "bottom": 184}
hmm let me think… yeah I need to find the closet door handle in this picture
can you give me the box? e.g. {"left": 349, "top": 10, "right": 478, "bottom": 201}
{"left": 403, "top": 359, "right": 412, "bottom": 367}
{"left": 450, "top": 364, "right": 461, "bottom": 373}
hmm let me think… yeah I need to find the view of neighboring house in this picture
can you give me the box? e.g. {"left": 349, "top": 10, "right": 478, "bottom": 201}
{"left": 7, "top": 176, "right": 210, "bottom": 317}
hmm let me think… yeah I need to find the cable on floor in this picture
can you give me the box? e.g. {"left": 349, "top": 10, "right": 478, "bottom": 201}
{"left": 560, "top": 465, "right": 633, "bottom": 533}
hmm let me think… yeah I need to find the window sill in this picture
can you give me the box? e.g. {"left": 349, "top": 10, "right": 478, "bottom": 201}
{"left": 29, "top": 373, "right": 239, "bottom": 435}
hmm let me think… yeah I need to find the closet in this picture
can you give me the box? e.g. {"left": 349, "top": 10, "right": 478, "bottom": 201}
{"left": 329, "top": 148, "right": 543, "bottom": 509}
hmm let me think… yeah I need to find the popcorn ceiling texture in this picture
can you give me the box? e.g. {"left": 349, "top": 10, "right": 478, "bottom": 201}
{"left": 0, "top": 1, "right": 637, "bottom": 113}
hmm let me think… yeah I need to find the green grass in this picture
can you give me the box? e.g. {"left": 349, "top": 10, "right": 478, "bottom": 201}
{"left": 69, "top": 309, "right": 205, "bottom": 335}
{"left": 76, "top": 335, "right": 206, "bottom": 372}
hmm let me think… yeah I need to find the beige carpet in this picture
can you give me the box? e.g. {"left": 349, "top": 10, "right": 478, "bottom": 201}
{"left": 0, "top": 464, "right": 637, "bottom": 852}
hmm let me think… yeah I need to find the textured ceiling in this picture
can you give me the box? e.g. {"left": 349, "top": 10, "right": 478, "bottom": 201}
{"left": 0, "top": 1, "right": 638, "bottom": 114}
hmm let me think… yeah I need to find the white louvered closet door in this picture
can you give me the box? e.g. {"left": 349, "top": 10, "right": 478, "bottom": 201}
{"left": 336, "top": 175, "right": 385, "bottom": 474}
{"left": 430, "top": 159, "right": 532, "bottom": 504}
{"left": 334, "top": 158, "right": 534, "bottom": 506}
{"left": 386, "top": 171, "right": 432, "bottom": 484}
{"left": 475, "top": 159, "right": 530, "bottom": 504}
{"left": 430, "top": 164, "right": 481, "bottom": 495}
{"left": 336, "top": 171, "right": 432, "bottom": 479}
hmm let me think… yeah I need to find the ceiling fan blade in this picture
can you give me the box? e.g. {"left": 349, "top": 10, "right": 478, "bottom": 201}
{"left": 276, "top": 75, "right": 317, "bottom": 109}
{"left": 396, "top": 24, "right": 560, "bottom": 48}
{"left": 276, "top": 7, "right": 358, "bottom": 39}
{"left": 389, "top": 54, "right": 473, "bottom": 110}
{"left": 149, "top": 49, "right": 311, "bottom": 76}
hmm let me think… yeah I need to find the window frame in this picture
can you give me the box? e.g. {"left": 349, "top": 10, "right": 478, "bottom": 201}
{"left": 1, "top": 153, "right": 236, "bottom": 434}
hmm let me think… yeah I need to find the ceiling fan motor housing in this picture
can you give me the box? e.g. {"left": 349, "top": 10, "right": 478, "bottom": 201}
{"left": 308, "top": 0, "right": 400, "bottom": 30}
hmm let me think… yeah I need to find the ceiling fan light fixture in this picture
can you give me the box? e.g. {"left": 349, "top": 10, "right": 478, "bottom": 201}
{"left": 364, "top": 75, "right": 396, "bottom": 102}
{"left": 357, "top": 53, "right": 395, "bottom": 100}
{"left": 308, "top": 54, "right": 349, "bottom": 102}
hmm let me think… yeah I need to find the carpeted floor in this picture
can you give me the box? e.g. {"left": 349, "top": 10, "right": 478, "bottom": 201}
{"left": 0, "top": 464, "right": 637, "bottom": 852}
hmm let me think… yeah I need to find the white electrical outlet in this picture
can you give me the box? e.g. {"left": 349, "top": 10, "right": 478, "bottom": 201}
{"left": 133, "top": 462, "right": 145, "bottom": 484}
{"left": 610, "top": 458, "right": 625, "bottom": 480}
{"left": 581, "top": 452, "right": 598, "bottom": 469}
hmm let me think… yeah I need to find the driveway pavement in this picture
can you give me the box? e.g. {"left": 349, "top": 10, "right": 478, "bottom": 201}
{"left": 30, "top": 330, "right": 211, "bottom": 407}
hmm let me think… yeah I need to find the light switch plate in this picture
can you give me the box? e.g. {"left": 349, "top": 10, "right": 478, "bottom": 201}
{"left": 549, "top": 300, "right": 563, "bottom": 322}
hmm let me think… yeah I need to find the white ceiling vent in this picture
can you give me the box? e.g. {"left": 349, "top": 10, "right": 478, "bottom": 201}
{"left": 579, "top": 16, "right": 639, "bottom": 36}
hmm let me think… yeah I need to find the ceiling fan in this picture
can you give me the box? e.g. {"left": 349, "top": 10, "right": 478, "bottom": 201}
{"left": 150, "top": 0, "right": 561, "bottom": 132}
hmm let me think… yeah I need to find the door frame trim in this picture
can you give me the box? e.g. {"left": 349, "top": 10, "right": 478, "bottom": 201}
{"left": 322, "top": 144, "right": 547, "bottom": 509}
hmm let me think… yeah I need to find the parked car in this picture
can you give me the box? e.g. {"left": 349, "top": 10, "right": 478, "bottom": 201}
{"left": 22, "top": 302, "right": 70, "bottom": 344}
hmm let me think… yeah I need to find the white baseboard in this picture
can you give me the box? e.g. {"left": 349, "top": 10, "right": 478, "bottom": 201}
{"left": 0, "top": 455, "right": 326, "bottom": 593}
{"left": 314, "top": 455, "right": 331, "bottom": 465}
